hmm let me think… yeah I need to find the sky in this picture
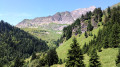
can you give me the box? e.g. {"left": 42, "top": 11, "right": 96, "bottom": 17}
{"left": 0, "top": 0, "right": 120, "bottom": 25}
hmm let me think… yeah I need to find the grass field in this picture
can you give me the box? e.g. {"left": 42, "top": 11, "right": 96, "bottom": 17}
{"left": 56, "top": 26, "right": 103, "bottom": 60}
{"left": 22, "top": 23, "right": 66, "bottom": 47}
{"left": 55, "top": 26, "right": 119, "bottom": 67}
{"left": 52, "top": 48, "right": 118, "bottom": 67}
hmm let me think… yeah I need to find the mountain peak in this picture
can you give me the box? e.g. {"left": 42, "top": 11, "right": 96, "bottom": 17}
{"left": 16, "top": 6, "right": 96, "bottom": 28}
{"left": 74, "top": 6, "right": 96, "bottom": 11}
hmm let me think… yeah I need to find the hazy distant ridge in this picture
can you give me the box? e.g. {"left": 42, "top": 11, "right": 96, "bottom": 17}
{"left": 16, "top": 6, "right": 96, "bottom": 28}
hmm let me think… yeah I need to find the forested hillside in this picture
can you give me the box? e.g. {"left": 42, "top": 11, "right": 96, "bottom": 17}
{"left": 0, "top": 21, "right": 48, "bottom": 66}
{"left": 59, "top": 7, "right": 103, "bottom": 43}
{"left": 54, "top": 4, "right": 120, "bottom": 67}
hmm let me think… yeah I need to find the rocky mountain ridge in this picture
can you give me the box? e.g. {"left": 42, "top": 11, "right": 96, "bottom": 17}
{"left": 16, "top": 6, "right": 96, "bottom": 28}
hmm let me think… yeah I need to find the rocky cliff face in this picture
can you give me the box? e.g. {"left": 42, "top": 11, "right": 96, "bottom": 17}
{"left": 16, "top": 6, "right": 96, "bottom": 28}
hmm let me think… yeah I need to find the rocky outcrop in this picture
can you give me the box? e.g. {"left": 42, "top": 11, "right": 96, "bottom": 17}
{"left": 16, "top": 6, "right": 96, "bottom": 28}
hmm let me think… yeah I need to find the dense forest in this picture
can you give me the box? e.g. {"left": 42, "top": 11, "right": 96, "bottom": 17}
{"left": 0, "top": 21, "right": 48, "bottom": 66}
{"left": 83, "top": 6, "right": 120, "bottom": 54}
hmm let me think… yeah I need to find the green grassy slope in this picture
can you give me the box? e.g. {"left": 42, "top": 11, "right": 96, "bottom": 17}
{"left": 56, "top": 26, "right": 103, "bottom": 60}
{"left": 98, "top": 48, "right": 118, "bottom": 67}
{"left": 22, "top": 23, "right": 67, "bottom": 47}
{"left": 53, "top": 48, "right": 118, "bottom": 67}
{"left": 52, "top": 3, "right": 120, "bottom": 67}
{"left": 56, "top": 26, "right": 119, "bottom": 67}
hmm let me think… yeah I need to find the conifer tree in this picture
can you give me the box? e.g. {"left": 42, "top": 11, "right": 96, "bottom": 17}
{"left": 65, "top": 38, "right": 85, "bottom": 67}
{"left": 89, "top": 49, "right": 101, "bottom": 67}
{"left": 87, "top": 21, "right": 93, "bottom": 31}
{"left": 58, "top": 59, "right": 63, "bottom": 64}
{"left": 110, "top": 23, "right": 120, "bottom": 47}
{"left": 31, "top": 52, "right": 37, "bottom": 60}
{"left": 83, "top": 42, "right": 88, "bottom": 54}
{"left": 85, "top": 31, "right": 88, "bottom": 38}
{"left": 103, "top": 36, "right": 109, "bottom": 48}
{"left": 14, "top": 57, "right": 24, "bottom": 67}
{"left": 94, "top": 34, "right": 96, "bottom": 39}
{"left": 46, "top": 48, "right": 58, "bottom": 66}
{"left": 107, "top": 6, "right": 111, "bottom": 18}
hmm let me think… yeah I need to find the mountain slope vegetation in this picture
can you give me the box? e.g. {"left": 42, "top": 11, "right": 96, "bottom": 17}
{"left": 54, "top": 4, "right": 120, "bottom": 67}
{"left": 22, "top": 23, "right": 66, "bottom": 48}
{"left": 0, "top": 21, "right": 48, "bottom": 66}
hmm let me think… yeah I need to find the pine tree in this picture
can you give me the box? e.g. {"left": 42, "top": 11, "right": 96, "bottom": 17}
{"left": 94, "top": 34, "right": 96, "bottom": 39}
{"left": 65, "top": 38, "right": 85, "bottom": 67}
{"left": 83, "top": 42, "right": 88, "bottom": 54}
{"left": 107, "top": 6, "right": 111, "bottom": 18}
{"left": 46, "top": 48, "right": 58, "bottom": 66}
{"left": 89, "top": 49, "right": 101, "bottom": 67}
{"left": 31, "top": 52, "right": 37, "bottom": 60}
{"left": 87, "top": 21, "right": 93, "bottom": 31}
{"left": 85, "top": 31, "right": 88, "bottom": 38}
{"left": 14, "top": 57, "right": 24, "bottom": 67}
{"left": 103, "top": 36, "right": 109, "bottom": 48}
{"left": 58, "top": 59, "right": 63, "bottom": 64}
{"left": 110, "top": 23, "right": 120, "bottom": 47}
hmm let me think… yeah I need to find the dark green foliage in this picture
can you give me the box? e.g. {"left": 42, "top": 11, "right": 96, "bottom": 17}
{"left": 81, "top": 14, "right": 85, "bottom": 21}
{"left": 85, "top": 6, "right": 120, "bottom": 55}
{"left": 84, "top": 11, "right": 92, "bottom": 20}
{"left": 0, "top": 20, "right": 48, "bottom": 65}
{"left": 89, "top": 49, "right": 101, "bottom": 67}
{"left": 116, "top": 48, "right": 120, "bottom": 65}
{"left": 82, "top": 42, "right": 88, "bottom": 54}
{"left": 31, "top": 52, "right": 37, "bottom": 60}
{"left": 74, "top": 19, "right": 81, "bottom": 35}
{"left": 38, "top": 58, "right": 47, "bottom": 67}
{"left": 89, "top": 32, "right": 93, "bottom": 36}
{"left": 63, "top": 59, "right": 66, "bottom": 63}
{"left": 65, "top": 38, "right": 85, "bottom": 67}
{"left": 37, "top": 48, "right": 59, "bottom": 66}
{"left": 60, "top": 19, "right": 81, "bottom": 42}
{"left": 63, "top": 25, "right": 72, "bottom": 40}
{"left": 0, "top": 63, "right": 3, "bottom": 67}
{"left": 13, "top": 57, "right": 24, "bottom": 67}
{"left": 103, "top": 36, "right": 109, "bottom": 48}
{"left": 85, "top": 31, "right": 88, "bottom": 38}
{"left": 93, "top": 8, "right": 103, "bottom": 22}
{"left": 46, "top": 48, "right": 58, "bottom": 66}
{"left": 107, "top": 6, "right": 111, "bottom": 18}
{"left": 87, "top": 20, "right": 93, "bottom": 31}
{"left": 93, "top": 34, "right": 96, "bottom": 39}
{"left": 58, "top": 59, "right": 63, "bottom": 64}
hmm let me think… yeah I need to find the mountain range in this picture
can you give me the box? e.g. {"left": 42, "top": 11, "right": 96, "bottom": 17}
{"left": 16, "top": 6, "right": 96, "bottom": 28}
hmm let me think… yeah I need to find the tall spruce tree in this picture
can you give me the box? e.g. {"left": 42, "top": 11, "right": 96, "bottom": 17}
{"left": 13, "top": 57, "right": 24, "bottom": 67}
{"left": 65, "top": 38, "right": 85, "bottom": 67}
{"left": 107, "top": 6, "right": 111, "bottom": 18}
{"left": 85, "top": 31, "right": 88, "bottom": 38}
{"left": 89, "top": 49, "right": 101, "bottom": 67}
{"left": 87, "top": 21, "right": 93, "bottom": 31}
{"left": 31, "top": 52, "right": 37, "bottom": 60}
{"left": 82, "top": 42, "right": 88, "bottom": 54}
{"left": 46, "top": 48, "right": 58, "bottom": 66}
